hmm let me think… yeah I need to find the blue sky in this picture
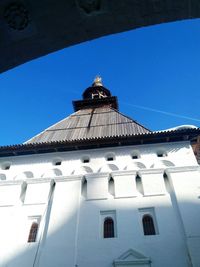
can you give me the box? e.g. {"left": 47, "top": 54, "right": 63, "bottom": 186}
{"left": 1, "top": 19, "right": 200, "bottom": 145}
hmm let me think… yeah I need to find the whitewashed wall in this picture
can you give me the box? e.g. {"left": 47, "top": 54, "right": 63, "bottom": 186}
{"left": 0, "top": 141, "right": 199, "bottom": 267}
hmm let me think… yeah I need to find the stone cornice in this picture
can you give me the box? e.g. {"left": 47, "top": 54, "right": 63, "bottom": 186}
{"left": 0, "top": 180, "right": 23, "bottom": 186}
{"left": 0, "top": 165, "right": 199, "bottom": 186}
{"left": 111, "top": 170, "right": 137, "bottom": 177}
{"left": 54, "top": 175, "right": 82, "bottom": 182}
{"left": 25, "top": 178, "right": 53, "bottom": 184}
{"left": 0, "top": 175, "right": 83, "bottom": 186}
{"left": 165, "top": 165, "right": 200, "bottom": 174}
{"left": 113, "top": 259, "right": 151, "bottom": 266}
{"left": 85, "top": 172, "right": 110, "bottom": 179}
{"left": 138, "top": 168, "right": 164, "bottom": 175}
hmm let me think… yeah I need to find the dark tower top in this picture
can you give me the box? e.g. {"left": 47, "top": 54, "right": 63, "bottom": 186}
{"left": 73, "top": 76, "right": 118, "bottom": 111}
{"left": 82, "top": 76, "right": 111, "bottom": 99}
{"left": 20, "top": 76, "right": 153, "bottom": 147}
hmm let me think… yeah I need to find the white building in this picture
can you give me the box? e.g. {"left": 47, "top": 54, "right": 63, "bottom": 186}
{"left": 0, "top": 77, "right": 200, "bottom": 267}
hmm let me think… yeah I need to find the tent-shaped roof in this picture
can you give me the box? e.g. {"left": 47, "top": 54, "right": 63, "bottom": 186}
{"left": 0, "top": 77, "right": 199, "bottom": 157}
{"left": 25, "top": 106, "right": 150, "bottom": 144}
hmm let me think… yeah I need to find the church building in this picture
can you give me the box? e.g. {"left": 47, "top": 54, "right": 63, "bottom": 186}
{"left": 0, "top": 77, "right": 200, "bottom": 267}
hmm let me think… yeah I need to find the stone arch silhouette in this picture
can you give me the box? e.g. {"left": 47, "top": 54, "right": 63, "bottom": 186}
{"left": 1, "top": 1, "right": 198, "bottom": 74}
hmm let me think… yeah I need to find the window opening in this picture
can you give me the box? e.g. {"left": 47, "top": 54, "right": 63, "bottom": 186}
{"left": 142, "top": 215, "right": 156, "bottom": 235}
{"left": 131, "top": 150, "right": 140, "bottom": 159}
{"left": 53, "top": 158, "right": 62, "bottom": 166}
{"left": 157, "top": 150, "right": 167, "bottom": 157}
{"left": 82, "top": 156, "right": 90, "bottom": 163}
{"left": 55, "top": 161, "right": 61, "bottom": 166}
{"left": 28, "top": 222, "right": 39, "bottom": 242}
{"left": 4, "top": 165, "right": 10, "bottom": 170}
{"left": 105, "top": 153, "right": 115, "bottom": 162}
{"left": 104, "top": 217, "right": 114, "bottom": 238}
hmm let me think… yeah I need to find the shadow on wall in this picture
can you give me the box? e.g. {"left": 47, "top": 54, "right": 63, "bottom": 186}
{"left": 2, "top": 175, "right": 200, "bottom": 267}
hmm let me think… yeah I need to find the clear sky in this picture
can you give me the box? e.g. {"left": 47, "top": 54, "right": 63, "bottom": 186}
{"left": 1, "top": 19, "right": 200, "bottom": 146}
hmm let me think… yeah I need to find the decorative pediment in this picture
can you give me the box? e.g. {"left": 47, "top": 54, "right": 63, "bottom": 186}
{"left": 113, "top": 249, "right": 151, "bottom": 266}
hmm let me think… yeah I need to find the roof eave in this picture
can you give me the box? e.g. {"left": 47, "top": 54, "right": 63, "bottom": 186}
{"left": 0, "top": 128, "right": 199, "bottom": 158}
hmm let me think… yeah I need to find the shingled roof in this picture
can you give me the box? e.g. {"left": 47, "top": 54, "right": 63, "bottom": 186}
{"left": 25, "top": 106, "right": 150, "bottom": 144}
{"left": 0, "top": 77, "right": 199, "bottom": 157}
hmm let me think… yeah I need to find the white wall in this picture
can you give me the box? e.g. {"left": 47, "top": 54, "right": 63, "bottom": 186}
{"left": 0, "top": 141, "right": 199, "bottom": 267}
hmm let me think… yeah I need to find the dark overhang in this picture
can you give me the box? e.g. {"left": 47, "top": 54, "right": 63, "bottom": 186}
{"left": 1, "top": 1, "right": 200, "bottom": 74}
{"left": 0, "top": 128, "right": 199, "bottom": 158}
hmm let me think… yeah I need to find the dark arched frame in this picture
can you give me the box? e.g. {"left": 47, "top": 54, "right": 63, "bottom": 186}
{"left": 104, "top": 217, "right": 115, "bottom": 238}
{"left": 1, "top": 1, "right": 199, "bottom": 74}
{"left": 28, "top": 222, "right": 39, "bottom": 242}
{"left": 142, "top": 215, "right": 156, "bottom": 236}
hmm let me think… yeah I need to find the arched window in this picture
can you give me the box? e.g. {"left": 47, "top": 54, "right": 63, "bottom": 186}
{"left": 142, "top": 215, "right": 156, "bottom": 235}
{"left": 104, "top": 217, "right": 114, "bottom": 238}
{"left": 28, "top": 222, "right": 39, "bottom": 242}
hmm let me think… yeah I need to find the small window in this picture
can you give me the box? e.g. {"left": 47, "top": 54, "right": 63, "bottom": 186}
{"left": 104, "top": 217, "right": 114, "bottom": 238}
{"left": 53, "top": 158, "right": 62, "bottom": 166}
{"left": 4, "top": 165, "right": 10, "bottom": 170}
{"left": 101, "top": 210, "right": 116, "bottom": 238}
{"left": 157, "top": 150, "right": 167, "bottom": 157}
{"left": 105, "top": 153, "right": 115, "bottom": 162}
{"left": 28, "top": 222, "right": 39, "bottom": 242}
{"left": 81, "top": 155, "right": 90, "bottom": 163}
{"left": 142, "top": 215, "right": 156, "bottom": 235}
{"left": 139, "top": 208, "right": 158, "bottom": 236}
{"left": 131, "top": 150, "right": 140, "bottom": 159}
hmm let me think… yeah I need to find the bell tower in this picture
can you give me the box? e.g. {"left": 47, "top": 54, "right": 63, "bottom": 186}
{"left": 73, "top": 76, "right": 118, "bottom": 111}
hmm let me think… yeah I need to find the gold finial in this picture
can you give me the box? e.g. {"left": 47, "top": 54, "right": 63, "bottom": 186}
{"left": 93, "top": 75, "right": 103, "bottom": 87}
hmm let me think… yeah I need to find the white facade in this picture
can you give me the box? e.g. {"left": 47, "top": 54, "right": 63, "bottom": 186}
{"left": 0, "top": 140, "right": 200, "bottom": 267}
